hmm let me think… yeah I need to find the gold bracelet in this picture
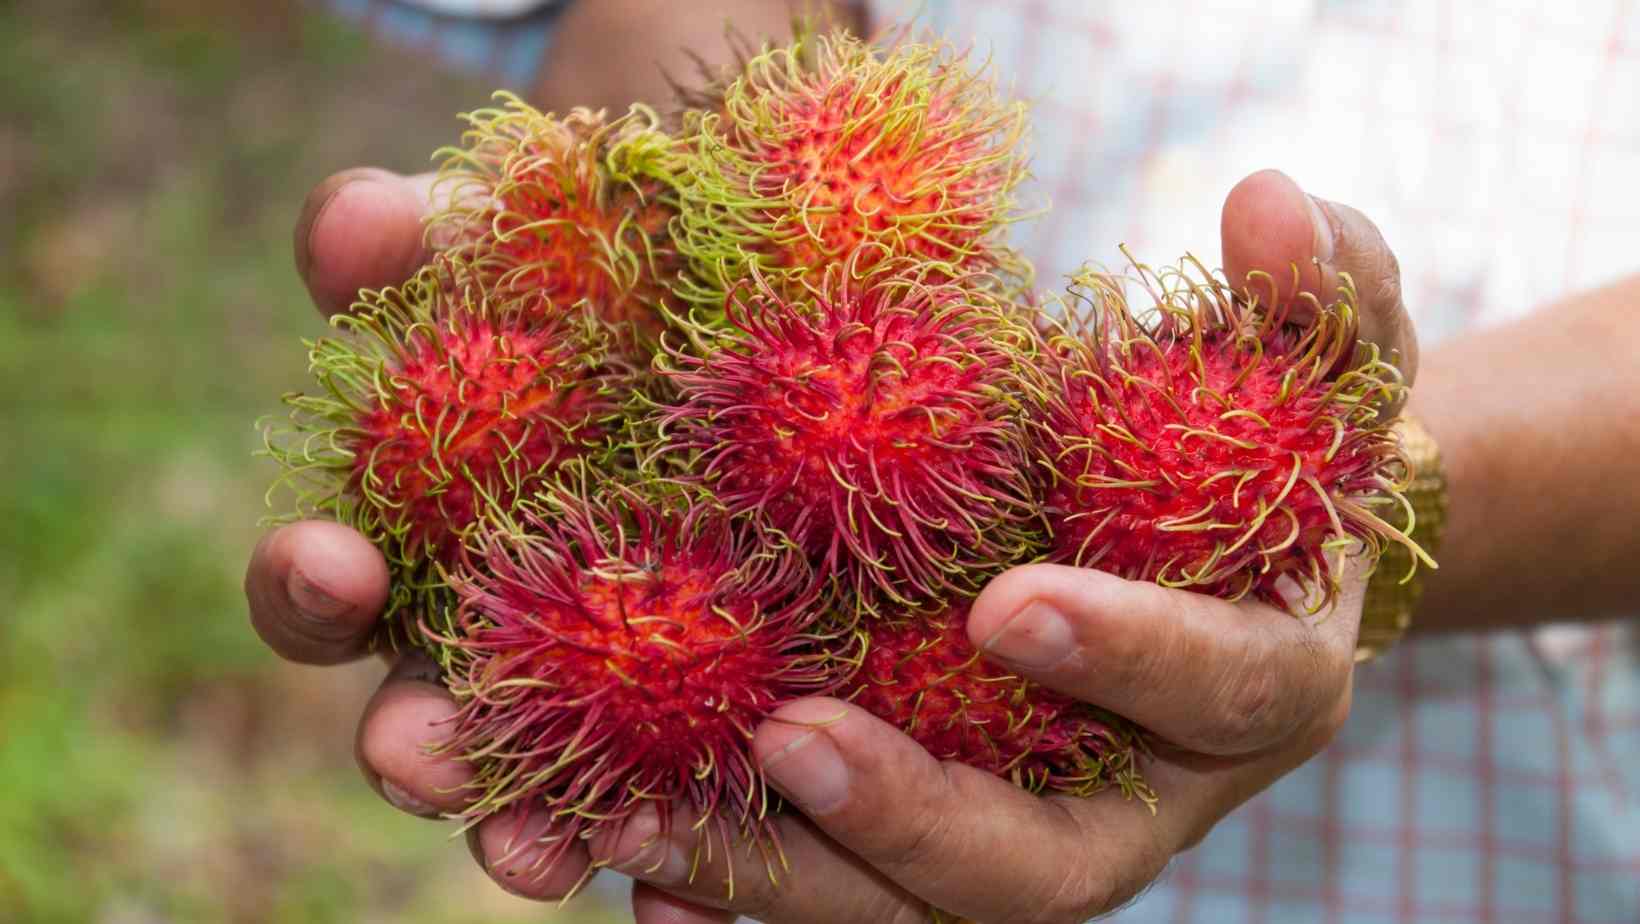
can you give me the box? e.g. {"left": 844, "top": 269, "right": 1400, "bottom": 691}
{"left": 1355, "top": 412, "right": 1447, "bottom": 663}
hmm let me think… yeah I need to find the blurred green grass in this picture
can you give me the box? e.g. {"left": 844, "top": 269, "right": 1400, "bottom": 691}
{"left": 0, "top": 3, "right": 622, "bottom": 921}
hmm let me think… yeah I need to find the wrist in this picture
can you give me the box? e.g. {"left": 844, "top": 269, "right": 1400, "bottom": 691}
{"left": 1356, "top": 412, "right": 1447, "bottom": 661}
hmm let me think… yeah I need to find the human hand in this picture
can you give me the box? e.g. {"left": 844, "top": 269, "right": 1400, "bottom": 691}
{"left": 243, "top": 166, "right": 1416, "bottom": 923}
{"left": 246, "top": 166, "right": 591, "bottom": 893}
{"left": 248, "top": 167, "right": 752, "bottom": 913}
{"left": 567, "top": 170, "right": 1419, "bottom": 923}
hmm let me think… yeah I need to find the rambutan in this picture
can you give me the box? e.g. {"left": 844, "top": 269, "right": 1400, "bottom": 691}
{"left": 848, "top": 601, "right": 1151, "bottom": 800}
{"left": 664, "top": 30, "right": 1029, "bottom": 318}
{"left": 265, "top": 266, "right": 631, "bottom": 618}
{"left": 430, "top": 472, "right": 840, "bottom": 884}
{"left": 432, "top": 94, "right": 679, "bottom": 349}
{"left": 1024, "top": 258, "right": 1430, "bottom": 612}
{"left": 649, "top": 259, "right": 1041, "bottom": 615}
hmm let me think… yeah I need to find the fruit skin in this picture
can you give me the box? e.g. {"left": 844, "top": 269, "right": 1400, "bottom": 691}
{"left": 660, "top": 29, "right": 1030, "bottom": 323}
{"left": 648, "top": 258, "right": 1042, "bottom": 617}
{"left": 1023, "top": 258, "right": 1429, "bottom": 614}
{"left": 428, "top": 472, "right": 842, "bottom": 884}
{"left": 847, "top": 600, "right": 1152, "bottom": 802}
{"left": 264, "top": 266, "right": 632, "bottom": 624}
{"left": 432, "top": 93, "right": 679, "bottom": 352}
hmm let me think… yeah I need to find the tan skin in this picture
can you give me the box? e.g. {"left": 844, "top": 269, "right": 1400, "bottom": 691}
{"left": 250, "top": 4, "right": 1639, "bottom": 922}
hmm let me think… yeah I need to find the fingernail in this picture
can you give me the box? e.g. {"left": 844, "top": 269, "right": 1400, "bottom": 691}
{"left": 296, "top": 171, "right": 386, "bottom": 281}
{"left": 981, "top": 600, "right": 1075, "bottom": 670}
{"left": 287, "top": 567, "right": 351, "bottom": 622}
{"left": 380, "top": 778, "right": 438, "bottom": 817}
{"left": 613, "top": 837, "right": 692, "bottom": 885}
{"left": 760, "top": 730, "right": 850, "bottom": 815}
{"left": 1306, "top": 194, "right": 1335, "bottom": 264}
{"left": 602, "top": 810, "right": 693, "bottom": 885}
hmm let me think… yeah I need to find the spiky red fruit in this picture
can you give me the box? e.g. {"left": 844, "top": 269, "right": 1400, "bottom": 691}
{"left": 848, "top": 602, "right": 1151, "bottom": 799}
{"left": 667, "top": 31, "right": 1028, "bottom": 315}
{"left": 1027, "top": 262, "right": 1423, "bottom": 612}
{"left": 433, "top": 94, "right": 678, "bottom": 347}
{"left": 651, "top": 263, "right": 1040, "bottom": 614}
{"left": 268, "top": 268, "right": 628, "bottom": 614}
{"left": 431, "top": 477, "right": 839, "bottom": 878}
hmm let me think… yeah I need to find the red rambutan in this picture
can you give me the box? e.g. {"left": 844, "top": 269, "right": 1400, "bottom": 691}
{"left": 430, "top": 472, "right": 839, "bottom": 883}
{"left": 1025, "top": 258, "right": 1430, "bottom": 612}
{"left": 266, "top": 267, "right": 631, "bottom": 617}
{"left": 432, "top": 94, "right": 679, "bottom": 349}
{"left": 664, "top": 30, "right": 1029, "bottom": 317}
{"left": 848, "top": 601, "right": 1151, "bottom": 800}
{"left": 649, "top": 259, "right": 1041, "bottom": 615}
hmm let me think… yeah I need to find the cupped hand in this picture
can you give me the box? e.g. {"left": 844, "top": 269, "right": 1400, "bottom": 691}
{"left": 246, "top": 167, "right": 608, "bottom": 900}
{"left": 585, "top": 170, "right": 1416, "bottom": 923}
{"left": 244, "top": 166, "right": 1414, "bottom": 923}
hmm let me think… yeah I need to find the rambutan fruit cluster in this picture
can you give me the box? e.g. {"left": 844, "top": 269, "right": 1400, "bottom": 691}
{"left": 261, "top": 20, "right": 1428, "bottom": 900}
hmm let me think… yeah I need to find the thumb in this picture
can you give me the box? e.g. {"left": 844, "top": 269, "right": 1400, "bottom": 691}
{"left": 1220, "top": 169, "right": 1418, "bottom": 391}
{"left": 295, "top": 168, "right": 439, "bottom": 318}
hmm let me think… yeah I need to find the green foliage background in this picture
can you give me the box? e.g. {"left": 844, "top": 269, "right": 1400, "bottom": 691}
{"left": 0, "top": 3, "right": 621, "bottom": 921}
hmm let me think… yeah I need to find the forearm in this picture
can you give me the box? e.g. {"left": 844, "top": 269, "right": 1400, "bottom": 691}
{"left": 531, "top": 0, "right": 861, "bottom": 114}
{"left": 1410, "top": 272, "right": 1640, "bottom": 631}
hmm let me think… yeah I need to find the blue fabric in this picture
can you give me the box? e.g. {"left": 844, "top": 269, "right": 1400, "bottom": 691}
{"left": 316, "top": 0, "right": 564, "bottom": 90}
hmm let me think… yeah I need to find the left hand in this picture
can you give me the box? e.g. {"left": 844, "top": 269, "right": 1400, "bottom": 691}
{"left": 580, "top": 169, "right": 1417, "bottom": 923}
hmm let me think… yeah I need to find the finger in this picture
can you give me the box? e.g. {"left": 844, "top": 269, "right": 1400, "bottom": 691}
{"left": 618, "top": 699, "right": 1334, "bottom": 924}
{"left": 967, "top": 564, "right": 1359, "bottom": 756}
{"left": 1220, "top": 168, "right": 1418, "bottom": 390}
{"left": 355, "top": 651, "right": 472, "bottom": 818}
{"left": 1130, "top": 675, "right": 1354, "bottom": 849}
{"left": 467, "top": 803, "right": 598, "bottom": 902}
{"left": 631, "top": 882, "right": 737, "bottom": 924}
{"left": 295, "top": 168, "right": 438, "bottom": 317}
{"left": 244, "top": 520, "right": 390, "bottom": 665}
{"left": 743, "top": 698, "right": 1164, "bottom": 924}
{"left": 588, "top": 796, "right": 928, "bottom": 924}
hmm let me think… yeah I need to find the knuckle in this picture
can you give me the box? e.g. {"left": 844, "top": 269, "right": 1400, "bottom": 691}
{"left": 1104, "top": 582, "right": 1189, "bottom": 689}
{"left": 1372, "top": 257, "right": 1404, "bottom": 313}
{"left": 886, "top": 779, "right": 959, "bottom": 867}
{"left": 1311, "top": 681, "right": 1354, "bottom": 748}
{"left": 731, "top": 874, "right": 785, "bottom": 922}
{"left": 1207, "top": 664, "right": 1283, "bottom": 751}
{"left": 1023, "top": 807, "right": 1165, "bottom": 924}
{"left": 847, "top": 752, "right": 969, "bottom": 870}
{"left": 1200, "top": 620, "right": 1336, "bottom": 754}
{"left": 1042, "top": 866, "right": 1120, "bottom": 924}
{"left": 1335, "top": 203, "right": 1403, "bottom": 310}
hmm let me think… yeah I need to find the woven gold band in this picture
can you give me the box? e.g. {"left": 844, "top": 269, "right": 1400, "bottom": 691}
{"left": 1355, "top": 412, "right": 1447, "bottom": 663}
